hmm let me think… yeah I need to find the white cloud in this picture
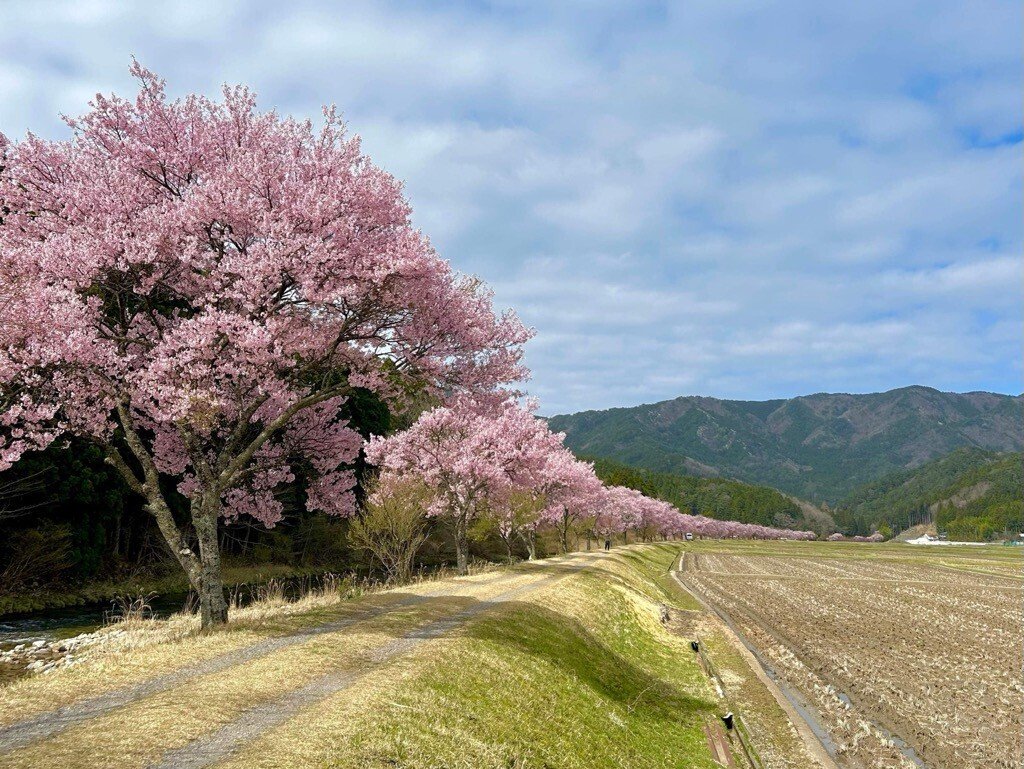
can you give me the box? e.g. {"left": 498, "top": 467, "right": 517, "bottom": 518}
{"left": 0, "top": 0, "right": 1019, "bottom": 414}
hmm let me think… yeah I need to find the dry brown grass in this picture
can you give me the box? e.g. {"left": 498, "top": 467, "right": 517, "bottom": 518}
{"left": 0, "top": 562, "right": 569, "bottom": 768}
{"left": 0, "top": 547, "right": 732, "bottom": 769}
{"left": 0, "top": 563, "right": 521, "bottom": 732}
{"left": 0, "top": 602, "right": 460, "bottom": 769}
{"left": 213, "top": 545, "right": 722, "bottom": 769}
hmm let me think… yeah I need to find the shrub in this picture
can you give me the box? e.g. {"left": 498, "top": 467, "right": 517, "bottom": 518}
{"left": 0, "top": 524, "right": 73, "bottom": 593}
{"left": 349, "top": 479, "right": 430, "bottom": 582}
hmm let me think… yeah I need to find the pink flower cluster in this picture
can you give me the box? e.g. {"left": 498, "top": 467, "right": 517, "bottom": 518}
{"left": 366, "top": 397, "right": 818, "bottom": 550}
{"left": 828, "top": 532, "right": 885, "bottom": 542}
{"left": 0, "top": 63, "right": 529, "bottom": 525}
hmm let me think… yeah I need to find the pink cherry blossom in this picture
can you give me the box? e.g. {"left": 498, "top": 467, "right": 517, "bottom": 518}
{"left": 365, "top": 397, "right": 565, "bottom": 572}
{"left": 0, "top": 63, "right": 529, "bottom": 626}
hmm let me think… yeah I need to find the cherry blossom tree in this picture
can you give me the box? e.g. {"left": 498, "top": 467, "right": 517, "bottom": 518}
{"left": 593, "top": 485, "right": 640, "bottom": 542}
{"left": 488, "top": 488, "right": 545, "bottom": 561}
{"left": 474, "top": 406, "right": 570, "bottom": 561}
{"left": 539, "top": 457, "right": 605, "bottom": 553}
{"left": 837, "top": 532, "right": 884, "bottom": 543}
{"left": 0, "top": 64, "right": 529, "bottom": 627}
{"left": 365, "top": 397, "right": 617, "bottom": 568}
{"left": 654, "top": 508, "right": 816, "bottom": 542}
{"left": 365, "top": 398, "right": 558, "bottom": 574}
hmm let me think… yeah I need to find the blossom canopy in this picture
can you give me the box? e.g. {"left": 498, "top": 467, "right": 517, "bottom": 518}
{"left": 0, "top": 63, "right": 531, "bottom": 526}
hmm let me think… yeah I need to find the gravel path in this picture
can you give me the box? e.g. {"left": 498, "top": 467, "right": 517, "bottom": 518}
{"left": 149, "top": 560, "right": 595, "bottom": 769}
{"left": 0, "top": 572, "right": 511, "bottom": 753}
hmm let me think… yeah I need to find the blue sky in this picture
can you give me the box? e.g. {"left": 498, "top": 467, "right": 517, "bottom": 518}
{"left": 1, "top": 1, "right": 1020, "bottom": 414}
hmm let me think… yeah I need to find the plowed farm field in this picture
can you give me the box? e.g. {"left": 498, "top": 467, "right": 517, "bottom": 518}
{"left": 676, "top": 541, "right": 1023, "bottom": 769}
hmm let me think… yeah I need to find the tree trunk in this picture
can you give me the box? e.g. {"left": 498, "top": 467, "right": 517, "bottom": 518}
{"left": 112, "top": 512, "right": 122, "bottom": 558}
{"left": 104, "top": 406, "right": 233, "bottom": 631}
{"left": 520, "top": 529, "right": 537, "bottom": 560}
{"left": 193, "top": 496, "right": 228, "bottom": 628}
{"left": 560, "top": 509, "right": 570, "bottom": 554}
{"left": 398, "top": 548, "right": 415, "bottom": 583}
{"left": 454, "top": 512, "right": 469, "bottom": 576}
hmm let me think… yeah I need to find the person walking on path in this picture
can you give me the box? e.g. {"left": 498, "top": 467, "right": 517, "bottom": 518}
{"left": 604, "top": 538, "right": 611, "bottom": 551}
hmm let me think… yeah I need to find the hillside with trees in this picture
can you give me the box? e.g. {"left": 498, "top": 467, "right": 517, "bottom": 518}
{"left": 549, "top": 387, "right": 1023, "bottom": 502}
{"left": 588, "top": 457, "right": 835, "bottom": 536}
{"left": 834, "top": 448, "right": 1023, "bottom": 540}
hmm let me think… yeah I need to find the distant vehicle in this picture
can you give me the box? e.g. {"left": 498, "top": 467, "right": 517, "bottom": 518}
{"left": 684, "top": 533, "right": 694, "bottom": 541}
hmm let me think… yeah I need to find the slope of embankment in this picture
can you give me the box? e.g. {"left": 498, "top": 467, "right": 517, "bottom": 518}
{"left": 0, "top": 545, "right": 750, "bottom": 769}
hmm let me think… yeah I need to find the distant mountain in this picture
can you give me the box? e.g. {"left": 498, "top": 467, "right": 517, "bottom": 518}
{"left": 547, "top": 386, "right": 1024, "bottom": 502}
{"left": 835, "top": 448, "right": 1023, "bottom": 540}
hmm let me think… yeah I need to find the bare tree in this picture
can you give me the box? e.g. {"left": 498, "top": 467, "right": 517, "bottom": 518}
{"left": 349, "top": 479, "right": 430, "bottom": 583}
{"left": 0, "top": 469, "right": 50, "bottom": 521}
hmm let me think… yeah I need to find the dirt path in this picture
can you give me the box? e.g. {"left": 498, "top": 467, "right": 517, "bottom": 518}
{"left": 0, "top": 593, "right": 440, "bottom": 752}
{"left": 0, "top": 554, "right": 598, "bottom": 766}
{"left": 150, "top": 567, "right": 586, "bottom": 769}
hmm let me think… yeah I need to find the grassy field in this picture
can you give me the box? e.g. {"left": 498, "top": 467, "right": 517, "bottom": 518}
{"left": 0, "top": 544, "right": 757, "bottom": 769}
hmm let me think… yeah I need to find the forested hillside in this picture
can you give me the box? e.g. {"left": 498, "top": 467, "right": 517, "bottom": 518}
{"left": 549, "top": 387, "right": 1023, "bottom": 502}
{"left": 589, "top": 457, "right": 835, "bottom": 536}
{"left": 834, "top": 448, "right": 1023, "bottom": 540}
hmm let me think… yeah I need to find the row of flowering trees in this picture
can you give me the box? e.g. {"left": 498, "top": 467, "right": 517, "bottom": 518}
{"left": 0, "top": 64, "right": 815, "bottom": 628}
{"left": 0, "top": 65, "right": 531, "bottom": 627}
{"left": 364, "top": 397, "right": 816, "bottom": 574}
{"left": 827, "top": 532, "right": 885, "bottom": 542}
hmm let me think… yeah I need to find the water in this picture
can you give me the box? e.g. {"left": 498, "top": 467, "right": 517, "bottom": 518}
{"left": 832, "top": 689, "right": 926, "bottom": 767}
{"left": 0, "top": 593, "right": 193, "bottom": 649}
{"left": 0, "top": 593, "right": 204, "bottom": 686}
{"left": 0, "top": 573, "right": 345, "bottom": 650}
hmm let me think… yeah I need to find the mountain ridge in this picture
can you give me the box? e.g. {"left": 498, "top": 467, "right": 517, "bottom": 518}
{"left": 547, "top": 386, "right": 1024, "bottom": 502}
{"left": 834, "top": 447, "right": 1023, "bottom": 540}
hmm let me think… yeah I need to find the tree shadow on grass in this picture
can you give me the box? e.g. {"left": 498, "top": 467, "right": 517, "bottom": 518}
{"left": 465, "top": 599, "right": 714, "bottom": 726}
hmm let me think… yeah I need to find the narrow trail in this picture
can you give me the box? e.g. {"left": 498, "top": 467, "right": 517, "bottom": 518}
{"left": 0, "top": 553, "right": 599, "bottom": 766}
{"left": 149, "top": 565, "right": 588, "bottom": 769}
{"left": 0, "top": 593, "right": 435, "bottom": 752}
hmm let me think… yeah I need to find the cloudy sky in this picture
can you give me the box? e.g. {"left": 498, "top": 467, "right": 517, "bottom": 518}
{"left": 1, "top": 1, "right": 1020, "bottom": 414}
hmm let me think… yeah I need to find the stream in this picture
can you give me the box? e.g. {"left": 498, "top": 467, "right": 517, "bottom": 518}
{"left": 0, "top": 571, "right": 352, "bottom": 651}
{"left": 0, "top": 593, "right": 193, "bottom": 650}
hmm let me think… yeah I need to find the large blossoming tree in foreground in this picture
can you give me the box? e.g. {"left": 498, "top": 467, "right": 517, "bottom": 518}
{"left": 0, "top": 64, "right": 529, "bottom": 627}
